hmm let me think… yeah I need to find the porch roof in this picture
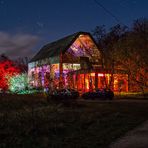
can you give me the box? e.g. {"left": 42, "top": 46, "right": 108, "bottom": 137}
{"left": 67, "top": 68, "right": 128, "bottom": 75}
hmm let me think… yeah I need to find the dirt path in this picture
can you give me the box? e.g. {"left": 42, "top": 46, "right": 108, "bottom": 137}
{"left": 110, "top": 120, "right": 148, "bottom": 148}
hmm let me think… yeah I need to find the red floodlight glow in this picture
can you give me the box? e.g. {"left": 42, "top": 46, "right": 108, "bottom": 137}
{"left": 0, "top": 60, "right": 20, "bottom": 91}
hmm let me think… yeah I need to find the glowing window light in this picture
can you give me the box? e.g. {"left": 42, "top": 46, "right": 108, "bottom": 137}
{"left": 90, "top": 73, "right": 95, "bottom": 76}
{"left": 71, "top": 46, "right": 78, "bottom": 52}
{"left": 63, "top": 63, "right": 81, "bottom": 71}
{"left": 90, "top": 73, "right": 104, "bottom": 77}
{"left": 98, "top": 73, "right": 104, "bottom": 77}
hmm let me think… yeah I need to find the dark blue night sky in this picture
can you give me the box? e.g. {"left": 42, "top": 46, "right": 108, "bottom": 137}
{"left": 0, "top": 0, "right": 147, "bottom": 59}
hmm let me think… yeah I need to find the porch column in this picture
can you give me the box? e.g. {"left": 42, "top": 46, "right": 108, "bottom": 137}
{"left": 84, "top": 73, "right": 86, "bottom": 92}
{"left": 95, "top": 72, "right": 98, "bottom": 90}
{"left": 126, "top": 74, "right": 129, "bottom": 92}
{"left": 76, "top": 74, "right": 78, "bottom": 90}
{"left": 59, "top": 51, "right": 63, "bottom": 89}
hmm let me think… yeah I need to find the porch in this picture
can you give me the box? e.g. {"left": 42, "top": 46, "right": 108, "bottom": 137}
{"left": 66, "top": 69, "right": 128, "bottom": 93}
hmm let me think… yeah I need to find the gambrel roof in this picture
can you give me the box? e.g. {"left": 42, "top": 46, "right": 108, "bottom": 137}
{"left": 30, "top": 31, "right": 100, "bottom": 62}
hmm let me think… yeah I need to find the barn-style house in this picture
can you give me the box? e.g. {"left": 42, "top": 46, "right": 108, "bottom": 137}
{"left": 28, "top": 32, "right": 128, "bottom": 93}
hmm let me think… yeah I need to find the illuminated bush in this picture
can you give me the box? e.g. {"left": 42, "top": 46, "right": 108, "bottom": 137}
{"left": 0, "top": 60, "right": 20, "bottom": 91}
{"left": 9, "top": 73, "right": 28, "bottom": 93}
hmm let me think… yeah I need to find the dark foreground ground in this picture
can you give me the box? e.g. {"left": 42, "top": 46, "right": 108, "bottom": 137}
{"left": 0, "top": 94, "right": 148, "bottom": 148}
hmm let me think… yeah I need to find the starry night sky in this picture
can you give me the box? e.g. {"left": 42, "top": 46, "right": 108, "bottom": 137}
{"left": 0, "top": 0, "right": 148, "bottom": 59}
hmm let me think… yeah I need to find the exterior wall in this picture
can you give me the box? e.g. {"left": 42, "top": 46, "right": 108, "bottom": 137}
{"left": 28, "top": 62, "right": 81, "bottom": 89}
{"left": 28, "top": 62, "right": 50, "bottom": 88}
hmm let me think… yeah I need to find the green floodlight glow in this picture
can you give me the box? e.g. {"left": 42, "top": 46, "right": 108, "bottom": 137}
{"left": 18, "top": 89, "right": 40, "bottom": 94}
{"left": 9, "top": 73, "right": 28, "bottom": 93}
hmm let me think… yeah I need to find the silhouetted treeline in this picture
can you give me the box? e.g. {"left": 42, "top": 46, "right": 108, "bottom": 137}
{"left": 92, "top": 18, "right": 148, "bottom": 93}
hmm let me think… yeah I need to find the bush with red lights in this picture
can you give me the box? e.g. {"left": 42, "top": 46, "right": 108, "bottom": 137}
{"left": 0, "top": 57, "right": 27, "bottom": 92}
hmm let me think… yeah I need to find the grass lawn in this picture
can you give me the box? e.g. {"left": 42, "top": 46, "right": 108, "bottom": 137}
{"left": 0, "top": 94, "right": 148, "bottom": 148}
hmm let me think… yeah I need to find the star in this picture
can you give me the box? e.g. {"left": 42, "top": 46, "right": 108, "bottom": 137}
{"left": 36, "top": 22, "right": 44, "bottom": 28}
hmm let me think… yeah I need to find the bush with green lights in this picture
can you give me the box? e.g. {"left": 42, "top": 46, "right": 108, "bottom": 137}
{"left": 8, "top": 73, "right": 28, "bottom": 93}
